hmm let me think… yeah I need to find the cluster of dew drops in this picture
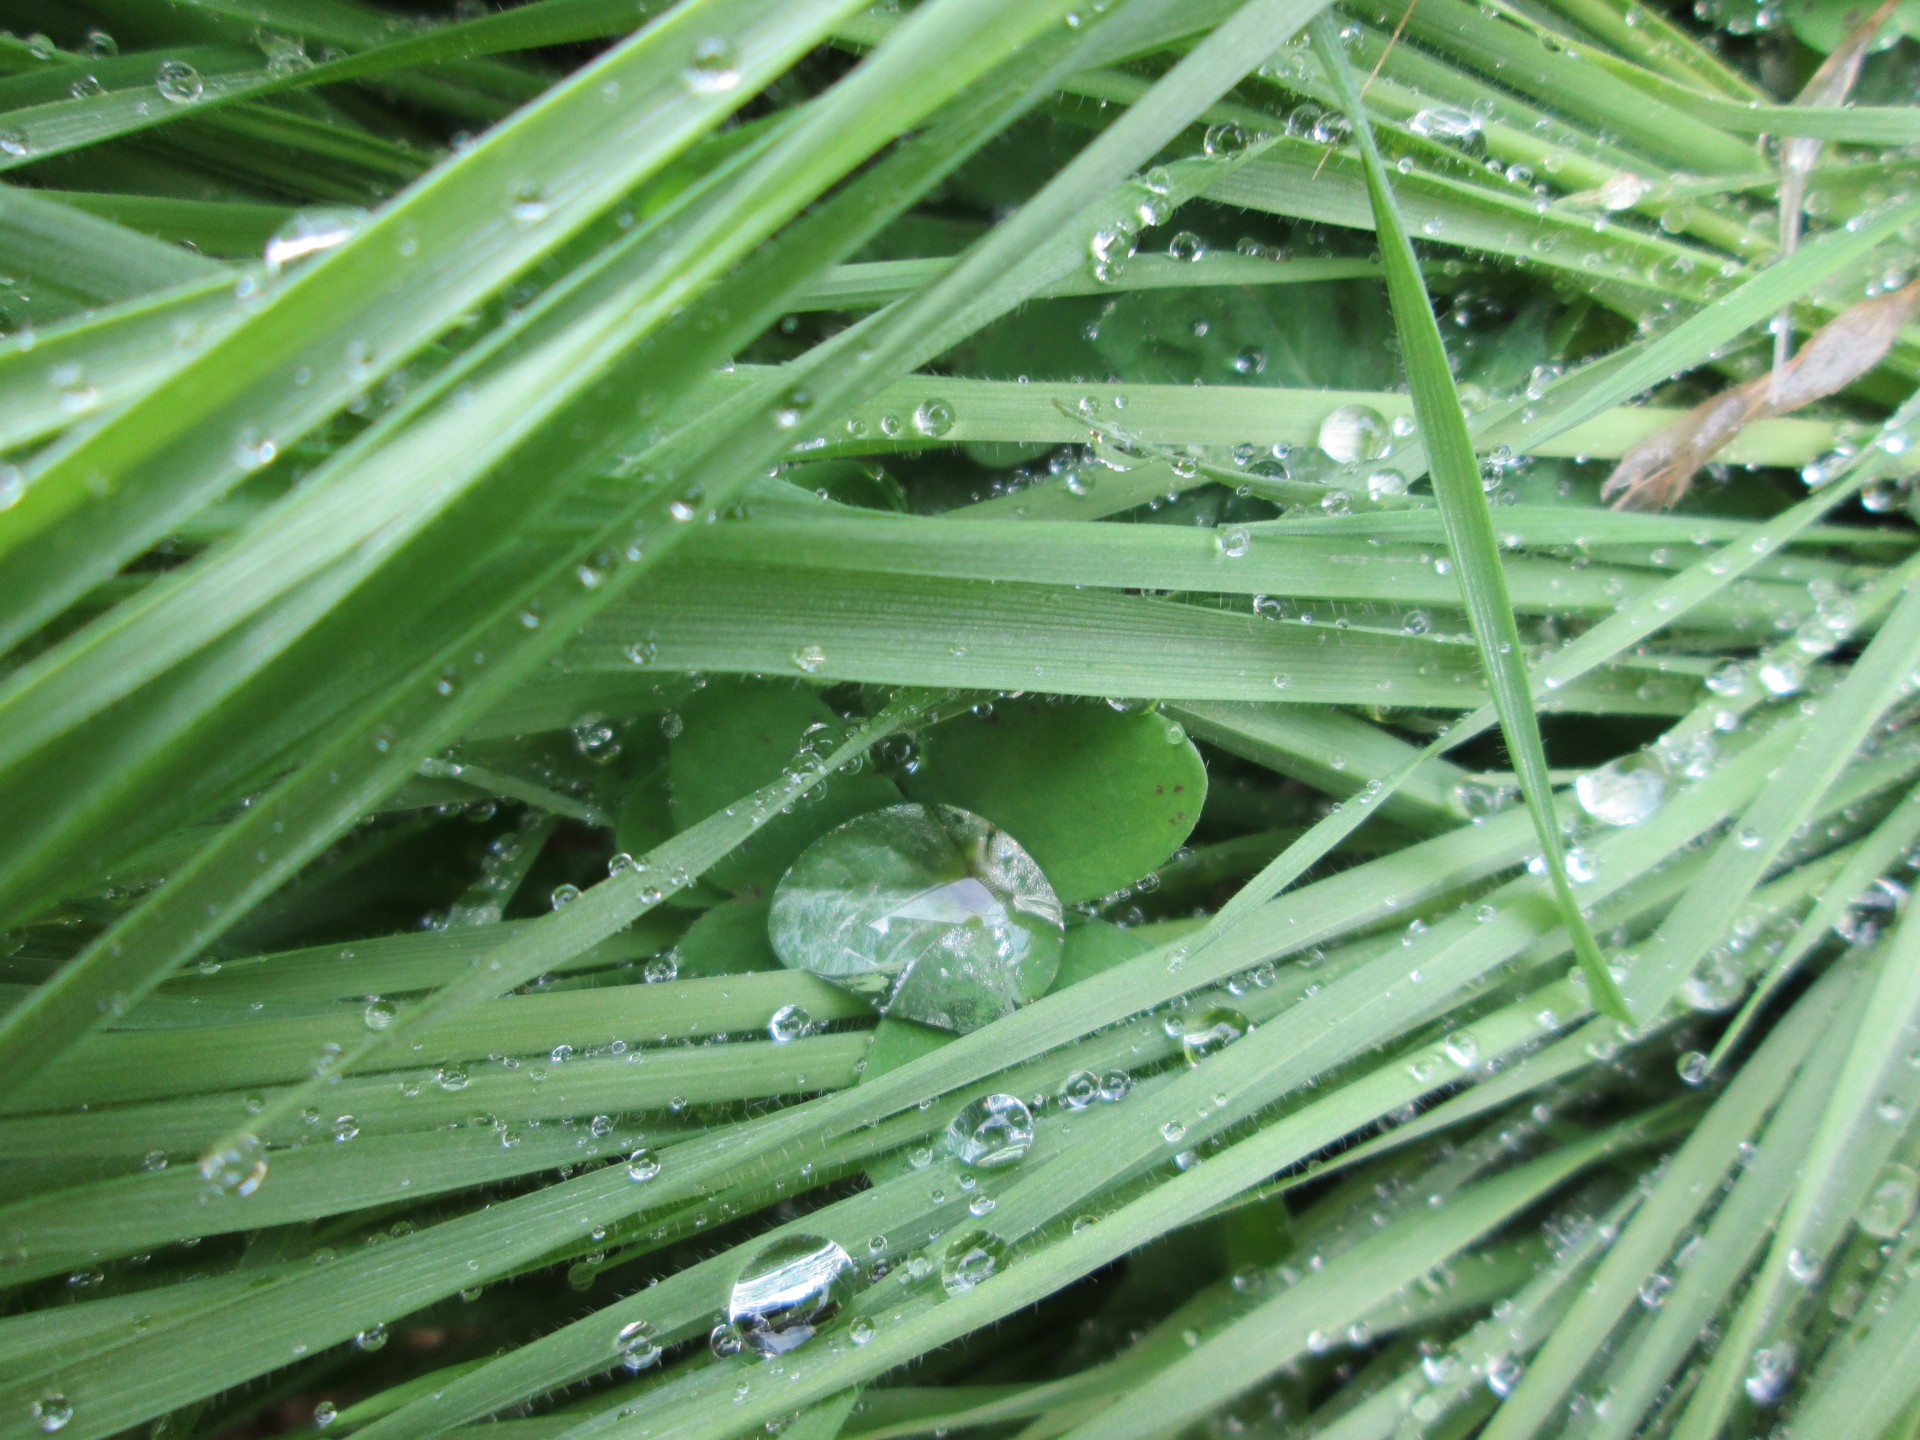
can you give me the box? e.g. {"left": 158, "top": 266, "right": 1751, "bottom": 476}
{"left": 583, "top": 979, "right": 1278, "bottom": 1384}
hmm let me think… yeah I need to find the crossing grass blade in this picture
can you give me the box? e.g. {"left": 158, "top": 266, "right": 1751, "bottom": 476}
{"left": 1307, "top": 14, "right": 1630, "bottom": 1021}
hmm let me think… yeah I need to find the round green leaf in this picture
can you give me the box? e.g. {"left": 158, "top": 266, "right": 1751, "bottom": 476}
{"left": 675, "top": 897, "right": 780, "bottom": 978}
{"left": 903, "top": 699, "right": 1206, "bottom": 904}
{"left": 667, "top": 679, "right": 901, "bottom": 898}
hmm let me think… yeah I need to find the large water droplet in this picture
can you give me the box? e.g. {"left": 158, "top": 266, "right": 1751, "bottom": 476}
{"left": 767, "top": 1003, "right": 813, "bottom": 1044}
{"left": 944, "top": 1094, "right": 1034, "bottom": 1168}
{"left": 912, "top": 399, "right": 955, "bottom": 439}
{"left": 1859, "top": 1162, "right": 1920, "bottom": 1239}
{"left": 1575, "top": 753, "right": 1668, "bottom": 827}
{"left": 1089, "top": 223, "right": 1137, "bottom": 284}
{"left": 683, "top": 36, "right": 740, "bottom": 92}
{"left": 30, "top": 1396, "right": 72, "bottom": 1433}
{"left": 614, "top": 1318, "right": 661, "bottom": 1371}
{"left": 941, "top": 1229, "right": 1006, "bottom": 1295}
{"left": 727, "top": 1235, "right": 857, "bottom": 1357}
{"left": 1409, "top": 106, "right": 1481, "bottom": 142}
{"left": 1175, "top": 1007, "right": 1251, "bottom": 1066}
{"left": 768, "top": 804, "right": 1064, "bottom": 1033}
{"left": 1743, "top": 1339, "right": 1796, "bottom": 1405}
{"left": 1202, "top": 122, "right": 1248, "bottom": 157}
{"left": 1443, "top": 1030, "right": 1480, "bottom": 1067}
{"left": 155, "top": 58, "right": 203, "bottom": 103}
{"left": 199, "top": 1133, "right": 267, "bottom": 1196}
{"left": 1316, "top": 404, "right": 1392, "bottom": 464}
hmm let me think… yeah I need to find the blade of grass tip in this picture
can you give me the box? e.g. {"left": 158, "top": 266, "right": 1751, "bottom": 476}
{"left": 1306, "top": 13, "right": 1628, "bottom": 1021}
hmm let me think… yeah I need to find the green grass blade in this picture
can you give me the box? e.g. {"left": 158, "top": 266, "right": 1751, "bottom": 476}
{"left": 1307, "top": 14, "right": 1630, "bottom": 1021}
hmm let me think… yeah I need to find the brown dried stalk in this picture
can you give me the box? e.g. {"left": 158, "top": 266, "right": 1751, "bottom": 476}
{"left": 1603, "top": 277, "right": 1920, "bottom": 510}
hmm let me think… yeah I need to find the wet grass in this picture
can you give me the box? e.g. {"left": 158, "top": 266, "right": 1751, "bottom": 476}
{"left": 1, "top": 1, "right": 1919, "bottom": 1437}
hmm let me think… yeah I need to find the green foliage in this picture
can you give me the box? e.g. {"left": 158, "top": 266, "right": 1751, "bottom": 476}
{"left": 1, "top": 1, "right": 1918, "bottom": 1439}
{"left": 904, "top": 697, "right": 1206, "bottom": 903}
{"left": 668, "top": 679, "right": 902, "bottom": 897}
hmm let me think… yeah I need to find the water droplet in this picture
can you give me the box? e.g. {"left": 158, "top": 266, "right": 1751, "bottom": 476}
{"left": 1486, "top": 1355, "right": 1524, "bottom": 1398}
{"left": 767, "top": 1003, "right": 813, "bottom": 1043}
{"left": 1743, "top": 1339, "right": 1796, "bottom": 1405}
{"left": 363, "top": 997, "right": 397, "bottom": 1030}
{"left": 1409, "top": 106, "right": 1481, "bottom": 142}
{"left": 199, "top": 1134, "right": 267, "bottom": 1196}
{"left": 791, "top": 642, "right": 827, "bottom": 674}
{"left": 912, "top": 399, "right": 954, "bottom": 438}
{"left": 1676, "top": 1050, "right": 1709, "bottom": 1086}
{"left": 156, "top": 59, "right": 203, "bottom": 103}
{"left": 1215, "top": 526, "right": 1251, "bottom": 558}
{"left": 1785, "top": 1246, "right": 1822, "bottom": 1283}
{"left": 29, "top": 1396, "right": 72, "bottom": 1433}
{"left": 773, "top": 386, "right": 811, "bottom": 428}
{"left": 1317, "top": 404, "right": 1391, "bottom": 464}
{"left": 944, "top": 1094, "right": 1034, "bottom": 1168}
{"left": 1443, "top": 1030, "right": 1479, "bottom": 1067}
{"left": 626, "top": 1147, "right": 661, "bottom": 1182}
{"left": 1203, "top": 122, "right": 1248, "bottom": 157}
{"left": 1089, "top": 223, "right": 1137, "bottom": 283}
{"left": 1058, "top": 1070, "right": 1100, "bottom": 1108}
{"left": 354, "top": 1323, "right": 387, "bottom": 1352}
{"left": 1758, "top": 656, "right": 1804, "bottom": 696}
{"left": 1368, "top": 468, "right": 1409, "bottom": 501}
{"left": 1599, "top": 172, "right": 1652, "bottom": 210}
{"left": 1575, "top": 753, "right": 1668, "bottom": 826}
{"left": 264, "top": 207, "right": 365, "bottom": 275}
{"left": 768, "top": 804, "right": 1064, "bottom": 1034}
{"left": 1176, "top": 1007, "right": 1251, "bottom": 1065}
{"left": 614, "top": 1319, "right": 661, "bottom": 1371}
{"left": 1859, "top": 1162, "right": 1919, "bottom": 1238}
{"left": 940, "top": 1229, "right": 1006, "bottom": 1295}
{"left": 684, "top": 36, "right": 740, "bottom": 92}
{"left": 727, "top": 1235, "right": 857, "bottom": 1356}
{"left": 506, "top": 180, "right": 549, "bottom": 227}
